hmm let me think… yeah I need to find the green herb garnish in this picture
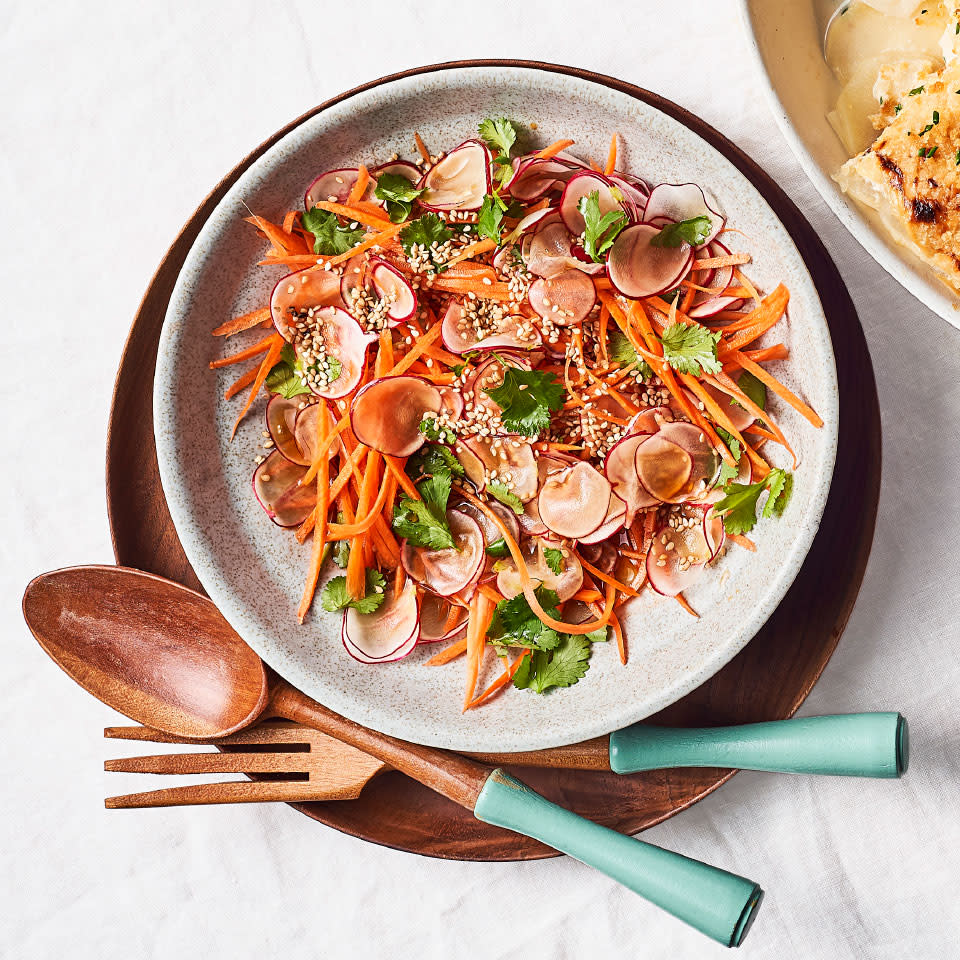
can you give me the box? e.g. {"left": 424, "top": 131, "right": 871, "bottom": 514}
{"left": 651, "top": 215, "right": 713, "bottom": 249}
{"left": 320, "top": 569, "right": 386, "bottom": 614}
{"left": 302, "top": 207, "right": 366, "bottom": 256}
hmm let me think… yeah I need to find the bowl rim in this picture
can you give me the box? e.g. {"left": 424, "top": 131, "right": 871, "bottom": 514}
{"left": 153, "top": 61, "right": 839, "bottom": 751}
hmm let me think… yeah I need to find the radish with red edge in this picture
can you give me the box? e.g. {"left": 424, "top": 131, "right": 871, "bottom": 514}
{"left": 702, "top": 506, "right": 726, "bottom": 562}
{"left": 607, "top": 223, "right": 694, "bottom": 299}
{"left": 295, "top": 306, "right": 373, "bottom": 400}
{"left": 440, "top": 301, "right": 541, "bottom": 354}
{"left": 465, "top": 353, "right": 530, "bottom": 418}
{"left": 369, "top": 159, "right": 421, "bottom": 205}
{"left": 350, "top": 375, "right": 442, "bottom": 457}
{"left": 292, "top": 403, "right": 338, "bottom": 465}
{"left": 502, "top": 206, "right": 557, "bottom": 245}
{"left": 342, "top": 580, "right": 420, "bottom": 663}
{"left": 528, "top": 269, "right": 597, "bottom": 326}
{"left": 537, "top": 461, "right": 612, "bottom": 539}
{"left": 645, "top": 522, "right": 712, "bottom": 598}
{"left": 688, "top": 240, "right": 742, "bottom": 318}
{"left": 454, "top": 441, "right": 487, "bottom": 492}
{"left": 657, "top": 421, "right": 721, "bottom": 502}
{"left": 626, "top": 405, "right": 673, "bottom": 435}
{"left": 304, "top": 168, "right": 374, "bottom": 209}
{"left": 270, "top": 268, "right": 345, "bottom": 341}
{"left": 456, "top": 499, "right": 521, "bottom": 547}
{"left": 418, "top": 140, "right": 490, "bottom": 211}
{"left": 253, "top": 451, "right": 315, "bottom": 528}
{"left": 635, "top": 433, "right": 693, "bottom": 502}
{"left": 642, "top": 183, "right": 724, "bottom": 247}
{"left": 266, "top": 394, "right": 312, "bottom": 466}
{"left": 578, "top": 492, "right": 628, "bottom": 544}
{"left": 607, "top": 175, "right": 649, "bottom": 220}
{"left": 560, "top": 171, "right": 623, "bottom": 235}
{"left": 496, "top": 538, "right": 583, "bottom": 601}
{"left": 340, "top": 255, "right": 417, "bottom": 326}
{"left": 700, "top": 377, "right": 755, "bottom": 433}
{"left": 507, "top": 157, "right": 580, "bottom": 202}
{"left": 438, "top": 386, "right": 464, "bottom": 421}
{"left": 401, "top": 510, "right": 485, "bottom": 596}
{"left": 604, "top": 433, "right": 658, "bottom": 522}
{"left": 702, "top": 452, "right": 752, "bottom": 503}
{"left": 418, "top": 594, "right": 468, "bottom": 643}
{"left": 459, "top": 437, "right": 538, "bottom": 502}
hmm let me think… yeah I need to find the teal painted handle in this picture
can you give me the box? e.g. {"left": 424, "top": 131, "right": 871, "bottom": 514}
{"left": 474, "top": 770, "right": 762, "bottom": 947}
{"left": 609, "top": 713, "right": 908, "bottom": 778}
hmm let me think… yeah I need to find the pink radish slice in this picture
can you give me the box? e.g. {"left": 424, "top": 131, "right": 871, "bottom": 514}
{"left": 456, "top": 498, "right": 521, "bottom": 547}
{"left": 700, "top": 378, "right": 754, "bottom": 432}
{"left": 604, "top": 433, "right": 658, "bottom": 522}
{"left": 438, "top": 386, "right": 464, "bottom": 421}
{"left": 369, "top": 258, "right": 417, "bottom": 323}
{"left": 440, "top": 301, "right": 541, "bottom": 354}
{"left": 401, "top": 510, "right": 485, "bottom": 597}
{"left": 537, "top": 461, "right": 612, "bottom": 539}
{"left": 459, "top": 437, "right": 538, "bottom": 502}
{"left": 418, "top": 140, "right": 490, "bottom": 211}
{"left": 454, "top": 441, "right": 486, "bottom": 491}
{"left": 342, "top": 580, "right": 420, "bottom": 663}
{"left": 503, "top": 206, "right": 557, "bottom": 245}
{"left": 295, "top": 307, "right": 373, "bottom": 400}
{"left": 304, "top": 168, "right": 376, "bottom": 209}
{"left": 350, "top": 375, "right": 442, "bottom": 457}
{"left": 702, "top": 507, "right": 726, "bottom": 562}
{"left": 270, "top": 268, "right": 345, "bottom": 342}
{"left": 607, "top": 224, "right": 694, "bottom": 299}
{"left": 267, "top": 394, "right": 312, "bottom": 466}
{"left": 702, "top": 451, "right": 752, "bottom": 503}
{"left": 560, "top": 172, "right": 623, "bottom": 235}
{"left": 657, "top": 421, "right": 721, "bottom": 502}
{"left": 292, "top": 402, "right": 338, "bottom": 465}
{"left": 635, "top": 433, "right": 693, "bottom": 501}
{"left": 642, "top": 183, "right": 723, "bottom": 247}
{"left": 528, "top": 269, "right": 597, "bottom": 327}
{"left": 252, "top": 451, "right": 315, "bottom": 527}
{"left": 525, "top": 219, "right": 575, "bottom": 278}
{"left": 645, "top": 523, "right": 710, "bottom": 598}
{"left": 370, "top": 159, "right": 421, "bottom": 199}
{"left": 518, "top": 496, "right": 548, "bottom": 536}
{"left": 418, "top": 594, "right": 469, "bottom": 643}
{"left": 496, "top": 537, "right": 584, "bottom": 602}
{"left": 688, "top": 240, "right": 741, "bottom": 318}
{"left": 578, "top": 492, "right": 627, "bottom": 544}
{"left": 465, "top": 353, "right": 530, "bottom": 417}
{"left": 626, "top": 405, "right": 673, "bottom": 435}
{"left": 607, "top": 175, "right": 649, "bottom": 220}
{"left": 507, "top": 157, "right": 580, "bottom": 202}
{"left": 579, "top": 539, "right": 619, "bottom": 573}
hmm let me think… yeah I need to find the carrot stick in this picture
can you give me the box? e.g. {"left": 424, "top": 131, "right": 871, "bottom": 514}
{"left": 244, "top": 215, "right": 308, "bottom": 256}
{"left": 729, "top": 349, "right": 823, "bottom": 428}
{"left": 347, "top": 165, "right": 369, "bottom": 205}
{"left": 414, "top": 132, "right": 431, "bottom": 164}
{"left": 464, "top": 650, "right": 529, "bottom": 710}
{"left": 308, "top": 199, "right": 391, "bottom": 230}
{"left": 536, "top": 139, "right": 575, "bottom": 160}
{"left": 297, "top": 397, "right": 332, "bottom": 622}
{"left": 223, "top": 365, "right": 259, "bottom": 400}
{"left": 576, "top": 554, "right": 640, "bottom": 597}
{"left": 447, "top": 238, "right": 497, "bottom": 267}
{"left": 426, "top": 636, "right": 468, "bottom": 666}
{"left": 393, "top": 563, "right": 406, "bottom": 595}
{"left": 230, "top": 335, "right": 283, "bottom": 438}
{"left": 610, "top": 609, "right": 627, "bottom": 665}
{"left": 691, "top": 253, "right": 751, "bottom": 270}
{"left": 571, "top": 588, "right": 604, "bottom": 603}
{"left": 742, "top": 343, "right": 789, "bottom": 363}
{"left": 327, "top": 469, "right": 394, "bottom": 539}
{"left": 385, "top": 456, "right": 420, "bottom": 500}
{"left": 604, "top": 134, "right": 617, "bottom": 175}
{"left": 300, "top": 416, "right": 353, "bottom": 485}
{"left": 346, "top": 452, "right": 381, "bottom": 599}
{"left": 675, "top": 593, "right": 699, "bottom": 618}
{"left": 729, "top": 533, "right": 757, "bottom": 551}
{"left": 212, "top": 307, "right": 272, "bottom": 337}
{"left": 322, "top": 224, "right": 405, "bottom": 267}
{"left": 209, "top": 334, "right": 277, "bottom": 369}
{"left": 428, "top": 277, "right": 515, "bottom": 300}
{"left": 463, "top": 593, "right": 486, "bottom": 710}
{"left": 478, "top": 583, "right": 506, "bottom": 606}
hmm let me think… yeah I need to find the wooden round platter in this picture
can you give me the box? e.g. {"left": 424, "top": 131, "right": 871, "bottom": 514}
{"left": 106, "top": 60, "right": 880, "bottom": 861}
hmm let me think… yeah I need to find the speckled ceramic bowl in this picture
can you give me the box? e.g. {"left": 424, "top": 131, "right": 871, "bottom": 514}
{"left": 155, "top": 65, "right": 839, "bottom": 752}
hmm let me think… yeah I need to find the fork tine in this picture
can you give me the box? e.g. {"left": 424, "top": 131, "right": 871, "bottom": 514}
{"left": 105, "top": 778, "right": 369, "bottom": 809}
{"left": 103, "top": 721, "right": 312, "bottom": 746}
{"left": 104, "top": 752, "right": 308, "bottom": 776}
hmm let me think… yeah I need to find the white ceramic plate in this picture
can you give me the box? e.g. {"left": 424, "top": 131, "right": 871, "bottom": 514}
{"left": 155, "top": 65, "right": 838, "bottom": 752}
{"left": 740, "top": 0, "right": 960, "bottom": 329}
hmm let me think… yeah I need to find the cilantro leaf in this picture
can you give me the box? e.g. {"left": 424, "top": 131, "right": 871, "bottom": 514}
{"left": 543, "top": 547, "right": 564, "bottom": 576}
{"left": 488, "top": 588, "right": 562, "bottom": 651}
{"left": 419, "top": 412, "right": 457, "bottom": 444}
{"left": 320, "top": 569, "right": 386, "bottom": 614}
{"left": 737, "top": 369, "right": 767, "bottom": 411}
{"left": 659, "top": 322, "right": 722, "bottom": 375}
{"left": 332, "top": 512, "right": 351, "bottom": 568}
{"left": 406, "top": 443, "right": 464, "bottom": 482}
{"left": 392, "top": 472, "right": 456, "bottom": 549}
{"left": 579, "top": 190, "right": 628, "bottom": 262}
{"left": 513, "top": 635, "right": 592, "bottom": 693}
{"left": 265, "top": 343, "right": 311, "bottom": 398}
{"left": 486, "top": 367, "right": 565, "bottom": 436}
{"left": 302, "top": 206, "right": 366, "bottom": 256}
{"left": 715, "top": 427, "right": 742, "bottom": 485}
{"left": 713, "top": 468, "right": 792, "bottom": 535}
{"left": 479, "top": 118, "right": 518, "bottom": 157}
{"left": 374, "top": 172, "right": 423, "bottom": 223}
{"left": 399, "top": 213, "right": 454, "bottom": 269}
{"left": 477, "top": 192, "right": 508, "bottom": 242}
{"left": 607, "top": 328, "right": 654, "bottom": 379}
{"left": 485, "top": 537, "right": 509, "bottom": 558}
{"left": 650, "top": 215, "right": 713, "bottom": 249}
{"left": 486, "top": 481, "right": 523, "bottom": 515}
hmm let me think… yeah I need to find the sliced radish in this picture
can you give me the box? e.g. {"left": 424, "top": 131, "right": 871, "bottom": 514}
{"left": 604, "top": 433, "right": 658, "bottom": 522}
{"left": 304, "top": 168, "right": 375, "bottom": 209}
{"left": 525, "top": 219, "right": 591, "bottom": 279}
{"left": 350, "top": 375, "right": 442, "bottom": 457}
{"left": 496, "top": 536, "right": 584, "bottom": 601}
{"left": 537, "top": 461, "right": 612, "bottom": 539}
{"left": 459, "top": 437, "right": 537, "bottom": 502}
{"left": 438, "top": 386, "right": 464, "bottom": 421}
{"left": 560, "top": 172, "right": 623, "bottom": 235}
{"left": 418, "top": 140, "right": 490, "bottom": 211}
{"left": 456, "top": 498, "right": 521, "bottom": 547}
{"left": 645, "top": 522, "right": 711, "bottom": 598}
{"left": 454, "top": 439, "right": 487, "bottom": 491}
{"left": 340, "top": 255, "right": 416, "bottom": 326}
{"left": 607, "top": 224, "right": 694, "bottom": 299}
{"left": 702, "top": 450, "right": 752, "bottom": 503}
{"left": 342, "top": 580, "right": 420, "bottom": 663}
{"left": 507, "top": 156, "right": 580, "bottom": 202}
{"left": 292, "top": 402, "right": 338, "bottom": 465}
{"left": 658, "top": 421, "right": 721, "bottom": 502}
{"left": 607, "top": 175, "right": 649, "bottom": 220}
{"left": 266, "top": 394, "right": 311, "bottom": 466}
{"left": 252, "top": 451, "right": 315, "bottom": 527}
{"left": 642, "top": 183, "right": 723, "bottom": 247}
{"left": 518, "top": 496, "right": 548, "bottom": 536}
{"left": 688, "top": 240, "right": 742, "bottom": 318}
{"left": 635, "top": 433, "right": 693, "bottom": 501}
{"left": 528, "top": 269, "right": 597, "bottom": 326}
{"left": 578, "top": 492, "right": 627, "bottom": 544}
{"left": 295, "top": 307, "right": 372, "bottom": 400}
{"left": 401, "top": 510, "right": 485, "bottom": 596}
{"left": 626, "top": 405, "right": 673, "bottom": 435}
{"left": 370, "top": 159, "right": 421, "bottom": 203}
{"left": 270, "top": 268, "right": 345, "bottom": 342}
{"left": 418, "top": 593, "right": 469, "bottom": 643}
{"left": 464, "top": 353, "right": 529, "bottom": 418}
{"left": 700, "top": 378, "right": 754, "bottom": 433}
{"left": 440, "top": 301, "right": 541, "bottom": 354}
{"left": 702, "top": 506, "right": 726, "bottom": 562}
{"left": 503, "top": 205, "right": 557, "bottom": 244}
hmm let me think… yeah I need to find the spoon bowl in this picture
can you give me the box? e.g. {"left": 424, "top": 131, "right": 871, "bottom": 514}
{"left": 22, "top": 565, "right": 269, "bottom": 738}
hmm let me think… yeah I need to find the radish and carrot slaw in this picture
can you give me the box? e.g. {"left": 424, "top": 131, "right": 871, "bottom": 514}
{"left": 208, "top": 119, "right": 822, "bottom": 709}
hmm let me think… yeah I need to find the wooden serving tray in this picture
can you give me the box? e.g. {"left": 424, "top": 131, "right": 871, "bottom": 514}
{"left": 106, "top": 60, "right": 880, "bottom": 861}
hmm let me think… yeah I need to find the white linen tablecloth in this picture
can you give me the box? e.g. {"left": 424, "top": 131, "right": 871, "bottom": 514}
{"left": 2, "top": 2, "right": 958, "bottom": 956}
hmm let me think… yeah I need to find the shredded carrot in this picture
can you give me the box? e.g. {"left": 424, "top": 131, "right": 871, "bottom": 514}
{"left": 426, "top": 636, "right": 468, "bottom": 666}
{"left": 604, "top": 134, "right": 618, "bottom": 176}
{"left": 428, "top": 277, "right": 514, "bottom": 300}
{"left": 394, "top": 563, "right": 406, "bottom": 595}
{"left": 230, "top": 335, "right": 283, "bottom": 438}
{"left": 209, "top": 334, "right": 277, "bottom": 369}
{"left": 346, "top": 452, "right": 381, "bottom": 600}
{"left": 223, "top": 365, "right": 259, "bottom": 400}
{"left": 414, "top": 132, "right": 431, "bottom": 164}
{"left": 729, "top": 350, "right": 823, "bottom": 428}
{"left": 308, "top": 199, "right": 391, "bottom": 230}
{"left": 478, "top": 583, "right": 506, "bottom": 606}
{"left": 692, "top": 252, "right": 752, "bottom": 270}
{"left": 244, "top": 215, "right": 308, "bottom": 257}
{"left": 729, "top": 533, "right": 757, "bottom": 552}
{"left": 347, "top": 165, "right": 369, "bottom": 205}
{"left": 300, "top": 415, "right": 352, "bottom": 485}
{"left": 577, "top": 554, "right": 640, "bottom": 597}
{"left": 536, "top": 138, "right": 575, "bottom": 160}
{"left": 282, "top": 210, "right": 298, "bottom": 233}
{"left": 610, "top": 609, "right": 627, "bottom": 665}
{"left": 463, "top": 592, "right": 492, "bottom": 710}
{"left": 322, "top": 224, "right": 405, "bottom": 267}
{"left": 385, "top": 456, "right": 421, "bottom": 500}
{"left": 464, "top": 650, "right": 529, "bottom": 710}
{"left": 675, "top": 593, "right": 699, "bottom": 618}
{"left": 212, "top": 307, "right": 271, "bottom": 337}
{"left": 447, "top": 238, "right": 497, "bottom": 267}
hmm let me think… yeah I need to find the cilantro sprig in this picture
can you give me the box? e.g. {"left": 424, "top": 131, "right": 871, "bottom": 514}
{"left": 543, "top": 547, "right": 564, "bottom": 576}
{"left": 607, "top": 328, "right": 654, "bottom": 379}
{"left": 265, "top": 343, "right": 311, "bottom": 399}
{"left": 479, "top": 117, "right": 519, "bottom": 186}
{"left": 477, "top": 191, "right": 508, "bottom": 242}
{"left": 659, "top": 322, "right": 722, "bottom": 376}
{"left": 302, "top": 207, "right": 366, "bottom": 256}
{"left": 650, "top": 215, "right": 713, "bottom": 249}
{"left": 392, "top": 471, "right": 457, "bottom": 550}
{"left": 713, "top": 468, "right": 793, "bottom": 535}
{"left": 486, "top": 367, "right": 565, "bottom": 436}
{"left": 406, "top": 444, "right": 464, "bottom": 483}
{"left": 399, "top": 213, "right": 454, "bottom": 270}
{"left": 320, "top": 569, "right": 386, "bottom": 614}
{"left": 486, "top": 481, "right": 523, "bottom": 515}
{"left": 579, "top": 190, "right": 628, "bottom": 262}
{"left": 374, "top": 172, "right": 423, "bottom": 223}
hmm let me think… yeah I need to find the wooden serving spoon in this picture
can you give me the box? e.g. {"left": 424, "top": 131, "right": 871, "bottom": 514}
{"left": 24, "top": 565, "right": 762, "bottom": 947}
